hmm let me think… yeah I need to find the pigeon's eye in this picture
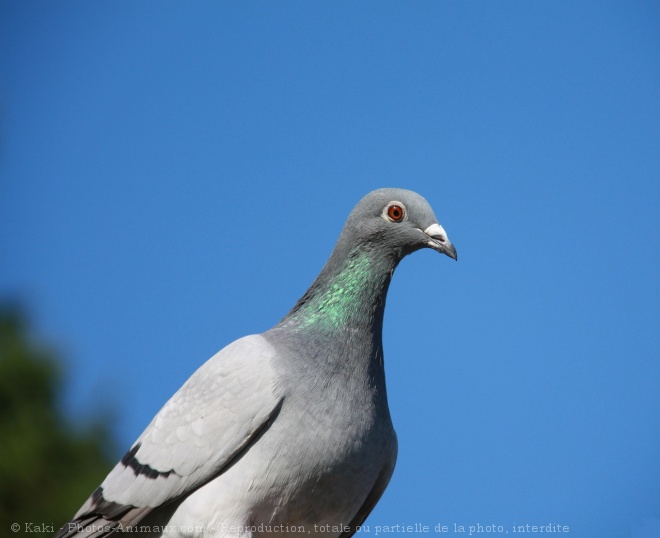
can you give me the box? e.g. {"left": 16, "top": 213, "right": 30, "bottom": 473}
{"left": 386, "top": 204, "right": 405, "bottom": 223}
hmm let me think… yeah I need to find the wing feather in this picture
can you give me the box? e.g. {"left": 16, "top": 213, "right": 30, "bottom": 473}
{"left": 55, "top": 334, "right": 282, "bottom": 537}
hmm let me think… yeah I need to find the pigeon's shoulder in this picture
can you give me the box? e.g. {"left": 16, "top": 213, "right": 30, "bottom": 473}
{"left": 62, "top": 334, "right": 283, "bottom": 535}
{"left": 131, "top": 333, "right": 282, "bottom": 473}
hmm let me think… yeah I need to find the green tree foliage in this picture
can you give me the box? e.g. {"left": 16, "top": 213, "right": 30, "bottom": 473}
{"left": 0, "top": 305, "right": 115, "bottom": 536}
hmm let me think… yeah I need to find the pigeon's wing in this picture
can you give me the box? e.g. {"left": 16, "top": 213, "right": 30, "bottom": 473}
{"left": 55, "top": 334, "right": 283, "bottom": 538}
{"left": 340, "top": 435, "right": 397, "bottom": 538}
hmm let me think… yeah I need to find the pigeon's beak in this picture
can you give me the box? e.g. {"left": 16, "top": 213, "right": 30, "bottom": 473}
{"left": 423, "top": 223, "right": 457, "bottom": 261}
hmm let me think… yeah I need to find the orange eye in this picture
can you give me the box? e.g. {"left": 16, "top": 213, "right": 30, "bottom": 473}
{"left": 387, "top": 204, "right": 404, "bottom": 222}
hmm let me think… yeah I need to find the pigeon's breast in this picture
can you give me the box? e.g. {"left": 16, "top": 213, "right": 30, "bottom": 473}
{"left": 247, "top": 384, "right": 397, "bottom": 534}
{"left": 168, "top": 332, "right": 396, "bottom": 536}
{"left": 168, "top": 385, "right": 396, "bottom": 537}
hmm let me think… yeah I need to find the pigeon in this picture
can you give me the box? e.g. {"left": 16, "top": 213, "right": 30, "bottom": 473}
{"left": 54, "top": 188, "right": 457, "bottom": 538}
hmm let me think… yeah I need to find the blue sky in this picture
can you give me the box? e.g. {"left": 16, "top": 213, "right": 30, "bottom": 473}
{"left": 1, "top": 1, "right": 659, "bottom": 536}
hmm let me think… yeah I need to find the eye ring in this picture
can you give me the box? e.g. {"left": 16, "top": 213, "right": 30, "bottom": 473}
{"left": 384, "top": 202, "right": 406, "bottom": 223}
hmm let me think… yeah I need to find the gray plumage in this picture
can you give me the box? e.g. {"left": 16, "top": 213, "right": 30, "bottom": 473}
{"left": 54, "top": 188, "right": 457, "bottom": 538}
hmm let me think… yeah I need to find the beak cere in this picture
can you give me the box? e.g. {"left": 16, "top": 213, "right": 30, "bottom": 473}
{"left": 423, "top": 223, "right": 458, "bottom": 260}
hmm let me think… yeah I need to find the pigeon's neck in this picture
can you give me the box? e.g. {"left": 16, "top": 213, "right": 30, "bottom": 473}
{"left": 279, "top": 246, "right": 396, "bottom": 336}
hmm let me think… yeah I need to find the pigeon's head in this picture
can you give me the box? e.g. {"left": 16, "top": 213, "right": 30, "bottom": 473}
{"left": 343, "top": 188, "right": 457, "bottom": 261}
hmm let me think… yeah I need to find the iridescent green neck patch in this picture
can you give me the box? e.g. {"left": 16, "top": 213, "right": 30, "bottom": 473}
{"left": 288, "top": 253, "right": 378, "bottom": 331}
